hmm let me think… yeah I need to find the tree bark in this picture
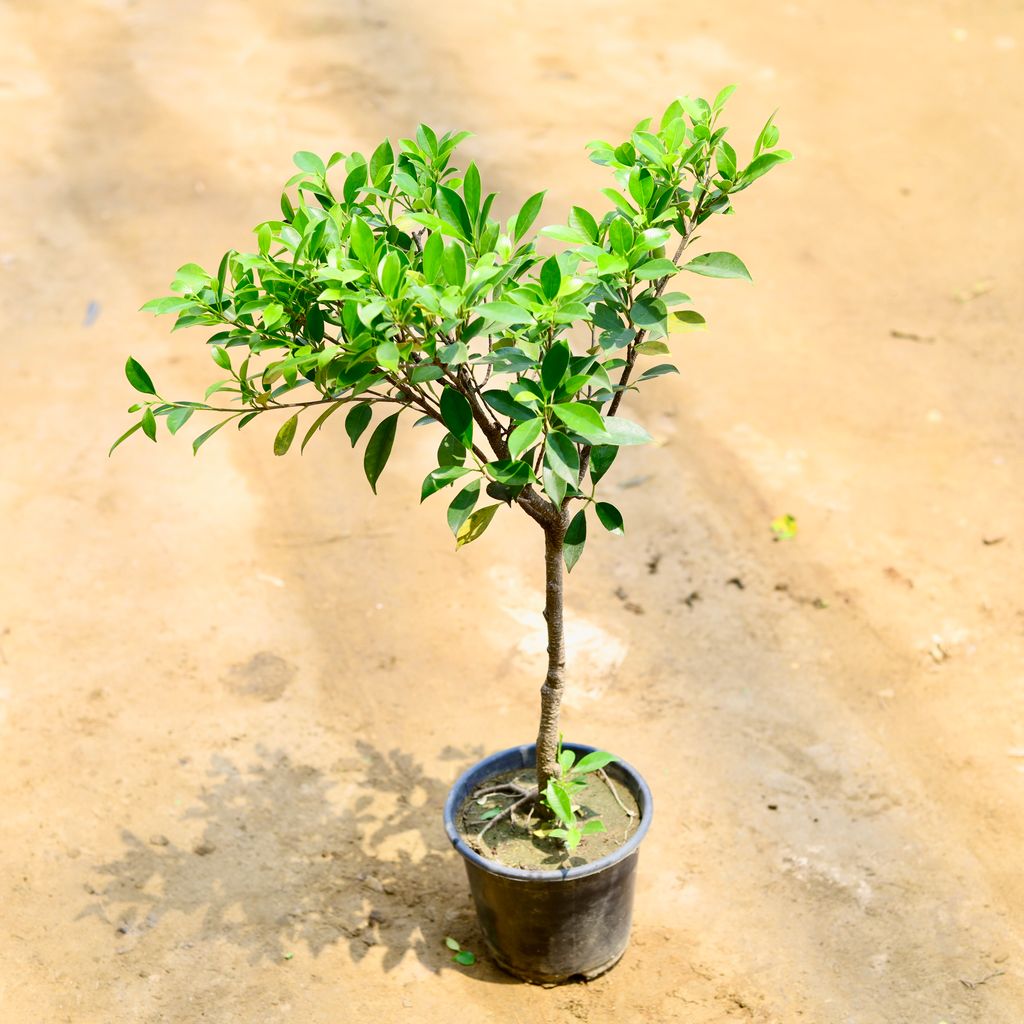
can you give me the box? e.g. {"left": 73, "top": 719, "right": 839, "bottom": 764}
{"left": 535, "top": 515, "right": 568, "bottom": 795}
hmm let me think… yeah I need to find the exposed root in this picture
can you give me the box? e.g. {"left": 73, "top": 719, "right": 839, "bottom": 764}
{"left": 478, "top": 789, "right": 539, "bottom": 848}
{"left": 471, "top": 781, "right": 530, "bottom": 800}
{"left": 598, "top": 769, "right": 636, "bottom": 823}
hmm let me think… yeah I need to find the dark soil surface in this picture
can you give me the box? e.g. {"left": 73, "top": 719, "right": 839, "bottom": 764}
{"left": 458, "top": 768, "right": 641, "bottom": 870}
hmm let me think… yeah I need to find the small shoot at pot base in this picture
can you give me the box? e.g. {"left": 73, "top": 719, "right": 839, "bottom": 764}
{"left": 534, "top": 746, "right": 619, "bottom": 851}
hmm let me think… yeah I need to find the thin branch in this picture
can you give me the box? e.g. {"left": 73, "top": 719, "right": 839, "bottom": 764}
{"left": 159, "top": 394, "right": 397, "bottom": 415}
{"left": 577, "top": 169, "right": 714, "bottom": 484}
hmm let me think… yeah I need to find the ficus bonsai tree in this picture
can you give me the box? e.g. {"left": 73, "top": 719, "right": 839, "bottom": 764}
{"left": 115, "top": 87, "right": 788, "bottom": 844}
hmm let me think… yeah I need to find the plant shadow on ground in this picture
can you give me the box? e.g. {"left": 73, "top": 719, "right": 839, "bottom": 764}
{"left": 79, "top": 742, "right": 519, "bottom": 980}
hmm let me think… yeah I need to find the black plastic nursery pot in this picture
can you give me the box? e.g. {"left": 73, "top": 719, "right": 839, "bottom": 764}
{"left": 443, "top": 742, "right": 653, "bottom": 985}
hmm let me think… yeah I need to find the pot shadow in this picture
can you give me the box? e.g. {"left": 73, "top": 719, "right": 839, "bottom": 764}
{"left": 78, "top": 742, "right": 517, "bottom": 982}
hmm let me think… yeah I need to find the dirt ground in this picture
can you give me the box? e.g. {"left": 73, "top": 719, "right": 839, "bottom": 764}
{"left": 2, "top": 1, "right": 1023, "bottom": 1021}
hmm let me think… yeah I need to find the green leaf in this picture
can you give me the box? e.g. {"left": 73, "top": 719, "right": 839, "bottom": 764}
{"left": 543, "top": 464, "right": 567, "bottom": 506}
{"left": 540, "top": 256, "right": 561, "bottom": 301}
{"left": 596, "top": 252, "right": 628, "bottom": 276}
{"left": 438, "top": 341, "right": 468, "bottom": 365}
{"left": 444, "top": 937, "right": 461, "bottom": 952}
{"left": 483, "top": 390, "right": 534, "bottom": 422}
{"left": 463, "top": 162, "right": 481, "bottom": 218}
{"left": 601, "top": 416, "right": 653, "bottom": 446}
{"left": 345, "top": 403, "right": 372, "bottom": 447}
{"left": 558, "top": 749, "right": 576, "bottom": 776}
{"left": 421, "top": 465, "right": 472, "bottom": 501}
{"left": 125, "top": 357, "right": 156, "bottom": 396}
{"left": 349, "top": 216, "right": 375, "bottom": 265}
{"left": 608, "top": 218, "right": 634, "bottom": 255}
{"left": 447, "top": 480, "right": 480, "bottom": 535}
{"left": 438, "top": 432, "right": 467, "bottom": 468}
{"left": 422, "top": 232, "right": 444, "bottom": 282}
{"left": 629, "top": 296, "right": 667, "bottom": 328}
{"left": 682, "top": 251, "right": 751, "bottom": 281}
{"left": 541, "top": 341, "right": 571, "bottom": 394}
{"left": 293, "top": 150, "right": 325, "bottom": 176}
{"left": 636, "top": 363, "right": 679, "bottom": 383}
{"left": 410, "top": 364, "right": 443, "bottom": 384}
{"left": 670, "top": 310, "right": 706, "bottom": 331}
{"left": 636, "top": 340, "right": 670, "bottom": 354}
{"left": 363, "top": 411, "right": 400, "bottom": 493}
{"left": 580, "top": 819, "right": 606, "bottom": 836}
{"left": 456, "top": 503, "right": 500, "bottom": 548}
{"left": 574, "top": 750, "right": 617, "bottom": 774}
{"left": 273, "top": 413, "right": 299, "bottom": 455}
{"left": 305, "top": 304, "right": 324, "bottom": 343}
{"left": 564, "top": 509, "right": 587, "bottom": 572}
{"left": 633, "top": 258, "right": 678, "bottom": 280}
{"left": 602, "top": 188, "right": 638, "bottom": 217}
{"left": 263, "top": 303, "right": 285, "bottom": 329}
{"left": 485, "top": 459, "right": 533, "bottom": 492}
{"left": 508, "top": 417, "right": 543, "bottom": 460}
{"left": 551, "top": 403, "right": 608, "bottom": 442}
{"left": 141, "top": 407, "right": 157, "bottom": 442}
{"left": 440, "top": 387, "right": 473, "bottom": 448}
{"left": 541, "top": 224, "right": 589, "bottom": 244}
{"left": 595, "top": 502, "right": 624, "bottom": 534}
{"left": 473, "top": 301, "right": 532, "bottom": 326}
{"left": 436, "top": 185, "right": 473, "bottom": 240}
{"left": 638, "top": 227, "right": 671, "bottom": 251}
{"left": 453, "top": 949, "right": 476, "bottom": 967}
{"left": 171, "top": 262, "right": 211, "bottom": 294}
{"left": 257, "top": 223, "right": 272, "bottom": 256}
{"left": 544, "top": 431, "right": 580, "bottom": 486}
{"left": 343, "top": 162, "right": 367, "bottom": 205}
{"left": 716, "top": 140, "right": 738, "bottom": 180}
{"left": 752, "top": 112, "right": 778, "bottom": 159}
{"left": 589, "top": 445, "right": 617, "bottom": 485}
{"left": 442, "top": 242, "right": 466, "bottom": 286}
{"left": 569, "top": 206, "right": 599, "bottom": 242}
{"left": 375, "top": 340, "right": 400, "bottom": 372}
{"left": 544, "top": 780, "right": 574, "bottom": 826}
{"left": 139, "top": 296, "right": 197, "bottom": 316}
{"left": 192, "top": 416, "right": 235, "bottom": 455}
{"left": 300, "top": 401, "right": 343, "bottom": 453}
{"left": 741, "top": 150, "right": 791, "bottom": 186}
{"left": 379, "top": 251, "right": 401, "bottom": 295}
{"left": 627, "top": 167, "right": 654, "bottom": 207}
{"left": 713, "top": 83, "right": 737, "bottom": 111}
{"left": 108, "top": 420, "right": 144, "bottom": 456}
{"left": 166, "top": 405, "right": 194, "bottom": 435}
{"left": 514, "top": 190, "right": 546, "bottom": 241}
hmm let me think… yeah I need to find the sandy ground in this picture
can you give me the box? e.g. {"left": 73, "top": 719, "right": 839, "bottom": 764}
{"left": 2, "top": 1, "right": 1023, "bottom": 1021}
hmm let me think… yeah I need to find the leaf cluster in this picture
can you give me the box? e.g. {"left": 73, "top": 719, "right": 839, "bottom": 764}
{"left": 117, "top": 90, "right": 789, "bottom": 569}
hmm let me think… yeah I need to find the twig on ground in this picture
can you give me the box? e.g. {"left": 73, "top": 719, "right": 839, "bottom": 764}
{"left": 960, "top": 970, "right": 1005, "bottom": 990}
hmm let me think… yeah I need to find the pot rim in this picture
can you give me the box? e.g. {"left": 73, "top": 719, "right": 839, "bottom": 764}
{"left": 443, "top": 742, "right": 653, "bottom": 882}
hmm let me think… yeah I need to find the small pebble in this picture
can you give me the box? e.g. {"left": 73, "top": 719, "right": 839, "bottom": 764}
{"left": 149, "top": 834, "right": 169, "bottom": 847}
{"left": 192, "top": 842, "right": 216, "bottom": 856}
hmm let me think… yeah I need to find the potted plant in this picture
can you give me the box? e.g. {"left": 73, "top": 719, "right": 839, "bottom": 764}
{"left": 113, "top": 88, "right": 788, "bottom": 983}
